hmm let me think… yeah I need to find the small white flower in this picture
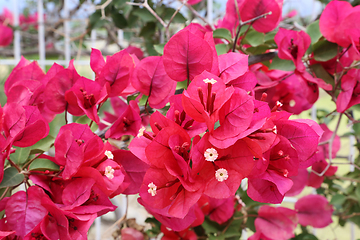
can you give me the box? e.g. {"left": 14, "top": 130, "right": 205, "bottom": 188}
{"left": 215, "top": 168, "right": 228, "bottom": 182}
{"left": 137, "top": 126, "right": 146, "bottom": 138}
{"left": 276, "top": 101, "right": 283, "bottom": 107}
{"left": 289, "top": 99, "right": 296, "bottom": 107}
{"left": 104, "top": 166, "right": 115, "bottom": 179}
{"left": 273, "top": 125, "right": 277, "bottom": 134}
{"left": 105, "top": 150, "right": 114, "bottom": 159}
{"left": 204, "top": 148, "right": 218, "bottom": 162}
{"left": 148, "top": 182, "right": 157, "bottom": 196}
{"left": 203, "top": 78, "right": 217, "bottom": 84}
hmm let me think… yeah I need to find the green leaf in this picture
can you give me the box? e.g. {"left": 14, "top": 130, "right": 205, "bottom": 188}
{"left": 29, "top": 158, "right": 60, "bottom": 172}
{"left": 10, "top": 147, "right": 31, "bottom": 165}
{"left": 140, "top": 22, "right": 156, "bottom": 38}
{"left": 0, "top": 167, "right": 24, "bottom": 188}
{"left": 243, "top": 29, "right": 264, "bottom": 47}
{"left": 313, "top": 40, "right": 338, "bottom": 62}
{"left": 113, "top": 0, "right": 128, "bottom": 8}
{"left": 306, "top": 20, "right": 322, "bottom": 44}
{"left": 295, "top": 233, "right": 319, "bottom": 240}
{"left": 154, "top": 44, "right": 165, "bottom": 55}
{"left": 310, "top": 63, "right": 334, "bottom": 87}
{"left": 133, "top": 8, "right": 156, "bottom": 22}
{"left": 330, "top": 193, "right": 346, "bottom": 209}
{"left": 355, "top": 184, "right": 360, "bottom": 200}
{"left": 29, "top": 135, "right": 55, "bottom": 154}
{"left": 264, "top": 31, "right": 276, "bottom": 43}
{"left": 111, "top": 11, "right": 128, "bottom": 29}
{"left": 75, "top": 115, "right": 98, "bottom": 132}
{"left": 216, "top": 44, "right": 230, "bottom": 55}
{"left": 269, "top": 56, "right": 296, "bottom": 71}
{"left": 161, "top": 7, "right": 187, "bottom": 23}
{"left": 213, "top": 28, "right": 233, "bottom": 42}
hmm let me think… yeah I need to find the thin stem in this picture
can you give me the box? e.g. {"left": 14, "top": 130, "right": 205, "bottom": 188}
{"left": 7, "top": 158, "right": 22, "bottom": 173}
{"left": 95, "top": 0, "right": 113, "bottom": 19}
{"left": 184, "top": 2, "right": 214, "bottom": 30}
{"left": 22, "top": 151, "right": 45, "bottom": 170}
{"left": 0, "top": 187, "right": 10, "bottom": 200}
{"left": 232, "top": 11, "right": 272, "bottom": 52}
{"left": 312, "top": 113, "right": 343, "bottom": 177}
{"left": 165, "top": 0, "right": 187, "bottom": 40}
{"left": 127, "top": 0, "right": 167, "bottom": 29}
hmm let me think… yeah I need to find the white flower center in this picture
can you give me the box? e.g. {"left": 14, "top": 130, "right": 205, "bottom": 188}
{"left": 215, "top": 168, "right": 228, "bottom": 182}
{"left": 204, "top": 148, "right": 218, "bottom": 162}
{"left": 203, "top": 78, "right": 217, "bottom": 84}
{"left": 104, "top": 166, "right": 115, "bottom": 179}
{"left": 148, "top": 182, "right": 157, "bottom": 196}
{"left": 137, "top": 126, "right": 146, "bottom": 138}
{"left": 105, "top": 150, "right": 114, "bottom": 159}
{"left": 289, "top": 99, "right": 296, "bottom": 107}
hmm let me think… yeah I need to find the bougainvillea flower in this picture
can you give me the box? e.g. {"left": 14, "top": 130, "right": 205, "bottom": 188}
{"left": 0, "top": 24, "right": 13, "bottom": 47}
{"left": 125, "top": 45, "right": 144, "bottom": 60}
{"left": 248, "top": 169, "right": 293, "bottom": 203}
{"left": 295, "top": 194, "right": 333, "bottom": 228}
{"left": 218, "top": 52, "right": 248, "bottom": 83}
{"left": 166, "top": 95, "right": 207, "bottom": 138}
{"left": 1, "top": 103, "right": 49, "bottom": 152}
{"left": 274, "top": 28, "right": 311, "bottom": 72}
{"left": 161, "top": 225, "right": 197, "bottom": 240}
{"left": 239, "top": 0, "right": 283, "bottom": 33}
{"left": 336, "top": 68, "right": 360, "bottom": 113}
{"left": 308, "top": 159, "right": 338, "bottom": 189}
{"left": 182, "top": 71, "right": 234, "bottom": 132}
{"left": 163, "top": 24, "right": 218, "bottom": 82}
{"left": 4, "top": 58, "right": 45, "bottom": 96}
{"left": 65, "top": 77, "right": 109, "bottom": 123}
{"left": 138, "top": 198, "right": 198, "bottom": 232}
{"left": 90, "top": 48, "right": 106, "bottom": 77}
{"left": 317, "top": 123, "right": 341, "bottom": 161}
{"left": 113, "top": 149, "right": 149, "bottom": 195}
{"left": 191, "top": 133, "right": 254, "bottom": 199}
{"left": 95, "top": 49, "right": 135, "bottom": 97}
{"left": 44, "top": 61, "right": 81, "bottom": 114}
{"left": 319, "top": 0, "right": 359, "bottom": 47}
{"left": 121, "top": 227, "right": 144, "bottom": 240}
{"left": 131, "top": 56, "right": 176, "bottom": 109}
{"left": 285, "top": 168, "right": 308, "bottom": 197}
{"left": 274, "top": 117, "right": 323, "bottom": 168}
{"left": 253, "top": 205, "right": 298, "bottom": 240}
{"left": 209, "top": 88, "right": 254, "bottom": 148}
{"left": 105, "top": 100, "right": 142, "bottom": 139}
{"left": 98, "top": 97, "right": 128, "bottom": 130}
{"left": 3, "top": 186, "right": 49, "bottom": 239}
{"left": 54, "top": 123, "right": 95, "bottom": 179}
{"left": 139, "top": 167, "right": 203, "bottom": 219}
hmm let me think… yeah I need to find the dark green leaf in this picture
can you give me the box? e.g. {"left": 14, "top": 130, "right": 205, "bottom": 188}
{"left": 133, "top": 8, "right": 156, "bottom": 22}
{"left": 29, "top": 158, "right": 60, "bottom": 171}
{"left": 269, "top": 56, "right": 296, "bottom": 71}
{"left": 111, "top": 11, "right": 128, "bottom": 29}
{"left": 264, "top": 31, "right": 276, "bottom": 43}
{"left": 113, "top": 0, "right": 128, "bottom": 8}
{"left": 140, "top": 22, "right": 156, "bottom": 38}
{"left": 0, "top": 167, "right": 24, "bottom": 188}
{"left": 213, "top": 28, "right": 233, "bottom": 42}
{"left": 154, "top": 44, "right": 165, "bottom": 55}
{"left": 161, "top": 7, "right": 187, "bottom": 23}
{"left": 313, "top": 40, "right": 338, "bottom": 62}
{"left": 10, "top": 147, "right": 31, "bottom": 165}
{"left": 310, "top": 63, "right": 334, "bottom": 87}
{"left": 306, "top": 20, "right": 322, "bottom": 44}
